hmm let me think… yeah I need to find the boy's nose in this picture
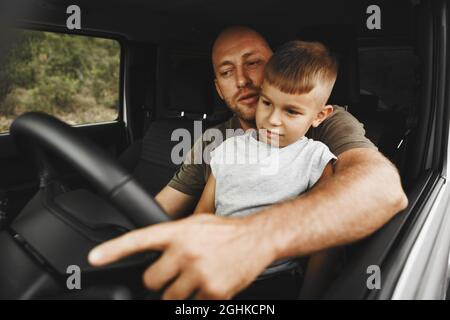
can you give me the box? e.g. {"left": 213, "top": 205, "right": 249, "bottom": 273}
{"left": 267, "top": 110, "right": 282, "bottom": 126}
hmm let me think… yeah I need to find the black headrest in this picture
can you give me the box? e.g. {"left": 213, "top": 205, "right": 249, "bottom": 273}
{"left": 166, "top": 56, "right": 214, "bottom": 115}
{"left": 297, "top": 24, "right": 360, "bottom": 106}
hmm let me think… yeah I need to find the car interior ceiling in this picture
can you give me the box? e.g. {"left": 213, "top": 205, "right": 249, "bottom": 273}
{"left": 2, "top": 0, "right": 437, "bottom": 299}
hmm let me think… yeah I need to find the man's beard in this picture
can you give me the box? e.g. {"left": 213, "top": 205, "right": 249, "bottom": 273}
{"left": 232, "top": 102, "right": 257, "bottom": 122}
{"left": 225, "top": 88, "right": 260, "bottom": 124}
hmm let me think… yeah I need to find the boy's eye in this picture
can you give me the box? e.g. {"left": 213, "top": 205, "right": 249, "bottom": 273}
{"left": 261, "top": 98, "right": 271, "bottom": 106}
{"left": 287, "top": 109, "right": 301, "bottom": 116}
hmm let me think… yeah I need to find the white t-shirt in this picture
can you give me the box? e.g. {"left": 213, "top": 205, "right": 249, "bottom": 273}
{"left": 209, "top": 129, "right": 336, "bottom": 278}
{"left": 210, "top": 129, "right": 336, "bottom": 218}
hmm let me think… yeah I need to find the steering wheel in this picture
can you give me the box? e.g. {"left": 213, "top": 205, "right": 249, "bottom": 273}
{"left": 1, "top": 112, "right": 171, "bottom": 299}
{"left": 10, "top": 112, "right": 170, "bottom": 227}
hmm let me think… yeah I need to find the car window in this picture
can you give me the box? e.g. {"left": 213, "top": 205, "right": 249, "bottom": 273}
{"left": 0, "top": 29, "right": 120, "bottom": 133}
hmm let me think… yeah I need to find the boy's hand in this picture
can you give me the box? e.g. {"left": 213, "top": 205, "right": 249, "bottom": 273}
{"left": 88, "top": 213, "right": 275, "bottom": 299}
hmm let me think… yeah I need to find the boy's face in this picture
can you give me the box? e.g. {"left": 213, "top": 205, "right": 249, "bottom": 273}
{"left": 255, "top": 81, "right": 334, "bottom": 147}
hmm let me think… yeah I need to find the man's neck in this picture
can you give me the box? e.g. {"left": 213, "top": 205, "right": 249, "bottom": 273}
{"left": 238, "top": 118, "right": 256, "bottom": 131}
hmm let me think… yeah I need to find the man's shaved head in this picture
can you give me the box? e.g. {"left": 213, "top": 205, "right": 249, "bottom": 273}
{"left": 212, "top": 26, "right": 272, "bottom": 71}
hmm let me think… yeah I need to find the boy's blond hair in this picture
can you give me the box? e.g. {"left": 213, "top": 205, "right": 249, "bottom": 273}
{"left": 264, "top": 40, "right": 338, "bottom": 98}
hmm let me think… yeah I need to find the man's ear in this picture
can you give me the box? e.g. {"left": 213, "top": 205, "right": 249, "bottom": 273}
{"left": 312, "top": 105, "right": 334, "bottom": 128}
{"left": 214, "top": 79, "right": 224, "bottom": 100}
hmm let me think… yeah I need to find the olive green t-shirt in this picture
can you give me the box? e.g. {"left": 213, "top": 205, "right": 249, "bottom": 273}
{"left": 168, "top": 105, "right": 377, "bottom": 197}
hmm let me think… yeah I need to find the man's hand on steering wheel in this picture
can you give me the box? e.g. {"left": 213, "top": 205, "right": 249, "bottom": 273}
{"left": 88, "top": 213, "right": 276, "bottom": 299}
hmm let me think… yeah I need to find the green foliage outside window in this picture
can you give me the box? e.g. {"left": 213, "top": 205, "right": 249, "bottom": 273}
{"left": 0, "top": 30, "right": 120, "bottom": 132}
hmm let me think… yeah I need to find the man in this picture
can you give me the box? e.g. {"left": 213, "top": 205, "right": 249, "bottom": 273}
{"left": 88, "top": 26, "right": 408, "bottom": 299}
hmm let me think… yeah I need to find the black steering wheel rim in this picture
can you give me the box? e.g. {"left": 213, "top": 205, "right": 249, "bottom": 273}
{"left": 10, "top": 112, "right": 170, "bottom": 227}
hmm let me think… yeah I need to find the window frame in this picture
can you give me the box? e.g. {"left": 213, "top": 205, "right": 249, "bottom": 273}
{"left": 0, "top": 23, "right": 127, "bottom": 135}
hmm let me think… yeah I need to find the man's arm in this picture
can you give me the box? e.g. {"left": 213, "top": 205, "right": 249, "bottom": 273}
{"left": 155, "top": 136, "right": 209, "bottom": 219}
{"left": 89, "top": 148, "right": 408, "bottom": 300}
{"left": 155, "top": 186, "right": 197, "bottom": 219}
{"left": 313, "top": 161, "right": 334, "bottom": 187}
{"left": 193, "top": 175, "right": 216, "bottom": 214}
{"left": 250, "top": 148, "right": 408, "bottom": 259}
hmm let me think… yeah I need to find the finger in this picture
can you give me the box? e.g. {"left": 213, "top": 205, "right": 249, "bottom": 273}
{"left": 162, "top": 270, "right": 199, "bottom": 300}
{"left": 88, "top": 223, "right": 175, "bottom": 266}
{"left": 194, "top": 282, "right": 233, "bottom": 300}
{"left": 142, "top": 249, "right": 181, "bottom": 292}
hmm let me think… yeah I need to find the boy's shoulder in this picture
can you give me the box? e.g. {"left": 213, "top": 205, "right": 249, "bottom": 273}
{"left": 290, "top": 137, "right": 336, "bottom": 161}
{"left": 304, "top": 137, "right": 331, "bottom": 149}
{"left": 295, "top": 136, "right": 331, "bottom": 151}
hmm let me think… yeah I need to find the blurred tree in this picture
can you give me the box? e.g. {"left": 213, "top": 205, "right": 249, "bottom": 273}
{"left": 0, "top": 29, "right": 119, "bottom": 127}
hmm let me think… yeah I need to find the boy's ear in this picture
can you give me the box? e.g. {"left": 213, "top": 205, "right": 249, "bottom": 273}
{"left": 312, "top": 105, "right": 334, "bottom": 128}
{"left": 214, "top": 79, "right": 224, "bottom": 100}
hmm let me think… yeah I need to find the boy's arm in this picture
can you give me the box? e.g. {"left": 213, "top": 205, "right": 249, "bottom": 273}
{"left": 315, "top": 162, "right": 334, "bottom": 186}
{"left": 193, "top": 174, "right": 216, "bottom": 214}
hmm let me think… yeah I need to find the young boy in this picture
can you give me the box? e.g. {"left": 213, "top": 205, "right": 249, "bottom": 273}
{"left": 193, "top": 40, "right": 338, "bottom": 290}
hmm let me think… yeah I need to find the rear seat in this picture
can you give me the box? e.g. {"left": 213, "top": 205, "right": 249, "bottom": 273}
{"left": 298, "top": 25, "right": 411, "bottom": 170}
{"left": 121, "top": 55, "right": 230, "bottom": 196}
{"left": 298, "top": 25, "right": 361, "bottom": 109}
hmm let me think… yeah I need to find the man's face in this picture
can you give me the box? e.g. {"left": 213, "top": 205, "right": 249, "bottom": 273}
{"left": 212, "top": 33, "right": 273, "bottom": 124}
{"left": 255, "top": 81, "right": 333, "bottom": 147}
